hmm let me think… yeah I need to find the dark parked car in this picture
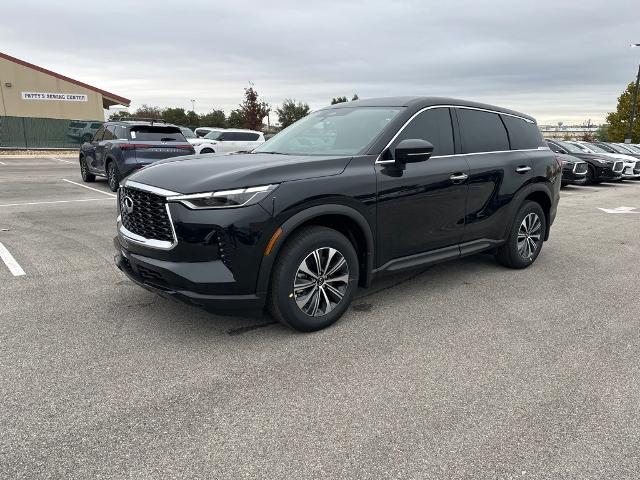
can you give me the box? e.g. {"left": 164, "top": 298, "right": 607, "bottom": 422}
{"left": 546, "top": 139, "right": 623, "bottom": 184}
{"left": 556, "top": 153, "right": 588, "bottom": 186}
{"left": 79, "top": 120, "right": 195, "bottom": 191}
{"left": 115, "top": 97, "right": 561, "bottom": 331}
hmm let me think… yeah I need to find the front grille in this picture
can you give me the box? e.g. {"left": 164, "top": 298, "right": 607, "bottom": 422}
{"left": 574, "top": 162, "right": 588, "bottom": 174}
{"left": 613, "top": 161, "right": 624, "bottom": 173}
{"left": 119, "top": 186, "right": 174, "bottom": 243}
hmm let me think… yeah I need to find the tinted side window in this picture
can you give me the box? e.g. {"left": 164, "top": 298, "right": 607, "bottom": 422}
{"left": 239, "top": 133, "right": 260, "bottom": 141}
{"left": 546, "top": 141, "right": 564, "bottom": 153}
{"left": 92, "top": 125, "right": 106, "bottom": 142}
{"left": 457, "top": 109, "right": 509, "bottom": 153}
{"left": 501, "top": 115, "right": 543, "bottom": 150}
{"left": 225, "top": 132, "right": 243, "bottom": 141}
{"left": 102, "top": 125, "right": 116, "bottom": 140}
{"left": 115, "top": 126, "right": 129, "bottom": 139}
{"left": 394, "top": 107, "right": 454, "bottom": 156}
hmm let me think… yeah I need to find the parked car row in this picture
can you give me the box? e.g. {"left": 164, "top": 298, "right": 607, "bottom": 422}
{"left": 546, "top": 139, "right": 640, "bottom": 186}
{"left": 79, "top": 119, "right": 267, "bottom": 191}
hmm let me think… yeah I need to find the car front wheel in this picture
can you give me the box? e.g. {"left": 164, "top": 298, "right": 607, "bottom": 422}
{"left": 80, "top": 157, "right": 95, "bottom": 182}
{"left": 268, "top": 226, "right": 359, "bottom": 332}
{"left": 106, "top": 162, "right": 120, "bottom": 192}
{"left": 496, "top": 200, "right": 546, "bottom": 269}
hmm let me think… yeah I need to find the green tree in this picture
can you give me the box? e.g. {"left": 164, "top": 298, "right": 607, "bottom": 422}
{"left": 606, "top": 80, "right": 640, "bottom": 142}
{"left": 185, "top": 110, "right": 199, "bottom": 126}
{"left": 595, "top": 124, "right": 610, "bottom": 141}
{"left": 331, "top": 96, "right": 348, "bottom": 105}
{"left": 227, "top": 108, "right": 246, "bottom": 128}
{"left": 351, "top": 94, "right": 359, "bottom": 101}
{"left": 276, "top": 98, "right": 310, "bottom": 128}
{"left": 239, "top": 86, "right": 270, "bottom": 130}
{"left": 108, "top": 110, "right": 131, "bottom": 121}
{"left": 161, "top": 107, "right": 189, "bottom": 126}
{"left": 132, "top": 104, "right": 163, "bottom": 120}
{"left": 200, "top": 109, "right": 227, "bottom": 128}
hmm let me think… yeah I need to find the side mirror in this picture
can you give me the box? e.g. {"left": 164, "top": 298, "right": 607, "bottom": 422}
{"left": 394, "top": 139, "right": 434, "bottom": 163}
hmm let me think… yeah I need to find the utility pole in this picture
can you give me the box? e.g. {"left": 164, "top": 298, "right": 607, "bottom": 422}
{"left": 190, "top": 99, "right": 196, "bottom": 113}
{"left": 626, "top": 44, "right": 640, "bottom": 143}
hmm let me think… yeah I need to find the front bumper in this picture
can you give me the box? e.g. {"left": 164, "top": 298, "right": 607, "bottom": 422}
{"left": 114, "top": 237, "right": 266, "bottom": 314}
{"left": 561, "top": 169, "right": 587, "bottom": 185}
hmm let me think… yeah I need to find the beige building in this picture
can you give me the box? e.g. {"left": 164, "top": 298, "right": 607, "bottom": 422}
{"left": 0, "top": 52, "right": 130, "bottom": 121}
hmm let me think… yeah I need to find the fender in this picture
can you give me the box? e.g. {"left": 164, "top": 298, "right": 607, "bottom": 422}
{"left": 255, "top": 203, "right": 375, "bottom": 298}
{"left": 501, "top": 179, "right": 554, "bottom": 241}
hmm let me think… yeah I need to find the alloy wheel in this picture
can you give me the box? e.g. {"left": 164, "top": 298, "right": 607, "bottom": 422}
{"left": 108, "top": 164, "right": 117, "bottom": 189}
{"left": 80, "top": 160, "right": 87, "bottom": 179}
{"left": 517, "top": 212, "right": 541, "bottom": 259}
{"left": 293, "top": 247, "right": 349, "bottom": 317}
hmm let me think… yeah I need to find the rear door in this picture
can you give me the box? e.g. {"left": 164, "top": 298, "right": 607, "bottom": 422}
{"left": 455, "top": 108, "right": 535, "bottom": 244}
{"left": 217, "top": 132, "right": 241, "bottom": 153}
{"left": 129, "top": 126, "right": 194, "bottom": 164}
{"left": 96, "top": 125, "right": 116, "bottom": 172}
{"left": 238, "top": 132, "right": 262, "bottom": 151}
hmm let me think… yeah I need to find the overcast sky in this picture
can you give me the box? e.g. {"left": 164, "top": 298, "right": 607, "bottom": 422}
{"left": 2, "top": 0, "right": 639, "bottom": 124}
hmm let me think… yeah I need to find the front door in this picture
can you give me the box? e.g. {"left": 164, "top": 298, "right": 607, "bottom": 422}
{"left": 375, "top": 107, "right": 469, "bottom": 267}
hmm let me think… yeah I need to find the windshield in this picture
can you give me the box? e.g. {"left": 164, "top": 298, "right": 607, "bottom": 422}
{"left": 204, "top": 131, "right": 223, "bottom": 140}
{"left": 558, "top": 141, "right": 585, "bottom": 154}
{"left": 180, "top": 127, "right": 196, "bottom": 138}
{"left": 254, "top": 107, "right": 403, "bottom": 155}
{"left": 623, "top": 144, "right": 640, "bottom": 153}
{"left": 614, "top": 143, "right": 635, "bottom": 153}
{"left": 606, "top": 143, "right": 629, "bottom": 154}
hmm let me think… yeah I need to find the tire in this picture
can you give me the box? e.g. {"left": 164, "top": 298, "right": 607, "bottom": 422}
{"left": 200, "top": 148, "right": 215, "bottom": 154}
{"left": 79, "top": 157, "right": 95, "bottom": 182}
{"left": 106, "top": 161, "right": 120, "bottom": 192}
{"left": 586, "top": 166, "right": 597, "bottom": 185}
{"left": 496, "top": 201, "right": 546, "bottom": 269}
{"left": 268, "top": 226, "right": 359, "bottom": 332}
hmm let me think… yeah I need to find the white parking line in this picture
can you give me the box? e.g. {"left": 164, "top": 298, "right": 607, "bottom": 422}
{"left": 50, "top": 156, "right": 74, "bottom": 164}
{"left": 0, "top": 198, "right": 114, "bottom": 208}
{"left": 0, "top": 161, "right": 6, "bottom": 165}
{"left": 0, "top": 242, "right": 26, "bottom": 276}
{"left": 62, "top": 179, "right": 117, "bottom": 197}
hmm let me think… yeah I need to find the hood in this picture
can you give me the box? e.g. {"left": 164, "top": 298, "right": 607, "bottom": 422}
{"left": 565, "top": 152, "right": 614, "bottom": 164}
{"left": 126, "top": 152, "right": 352, "bottom": 194}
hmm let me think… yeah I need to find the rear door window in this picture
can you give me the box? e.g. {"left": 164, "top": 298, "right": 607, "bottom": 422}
{"left": 92, "top": 125, "right": 106, "bottom": 142}
{"left": 393, "top": 107, "right": 455, "bottom": 156}
{"left": 130, "top": 126, "right": 185, "bottom": 141}
{"left": 501, "top": 115, "right": 543, "bottom": 150}
{"left": 457, "top": 108, "right": 509, "bottom": 153}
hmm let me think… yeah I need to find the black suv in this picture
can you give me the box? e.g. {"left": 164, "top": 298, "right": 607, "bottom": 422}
{"left": 79, "top": 120, "right": 195, "bottom": 191}
{"left": 114, "top": 97, "right": 560, "bottom": 331}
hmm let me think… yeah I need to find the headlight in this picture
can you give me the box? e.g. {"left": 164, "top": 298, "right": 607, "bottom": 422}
{"left": 168, "top": 184, "right": 278, "bottom": 209}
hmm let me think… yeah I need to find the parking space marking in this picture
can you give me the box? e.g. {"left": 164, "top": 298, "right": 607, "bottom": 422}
{"left": 0, "top": 242, "right": 26, "bottom": 276}
{"left": 49, "top": 157, "right": 74, "bottom": 164}
{"left": 598, "top": 206, "right": 640, "bottom": 214}
{"left": 0, "top": 161, "right": 6, "bottom": 165}
{"left": 62, "top": 179, "right": 117, "bottom": 197}
{"left": 0, "top": 198, "right": 113, "bottom": 208}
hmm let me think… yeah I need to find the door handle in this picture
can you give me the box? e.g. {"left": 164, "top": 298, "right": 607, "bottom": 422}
{"left": 449, "top": 173, "right": 469, "bottom": 183}
{"left": 516, "top": 166, "right": 532, "bottom": 174}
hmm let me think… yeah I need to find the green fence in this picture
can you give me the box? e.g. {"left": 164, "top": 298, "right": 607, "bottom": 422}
{"left": 0, "top": 116, "right": 103, "bottom": 149}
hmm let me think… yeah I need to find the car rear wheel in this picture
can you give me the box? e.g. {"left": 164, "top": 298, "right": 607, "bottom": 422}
{"left": 268, "top": 226, "right": 359, "bottom": 332}
{"left": 106, "top": 161, "right": 120, "bottom": 192}
{"left": 79, "top": 157, "right": 95, "bottom": 182}
{"left": 200, "top": 148, "right": 215, "bottom": 154}
{"left": 496, "top": 201, "right": 546, "bottom": 269}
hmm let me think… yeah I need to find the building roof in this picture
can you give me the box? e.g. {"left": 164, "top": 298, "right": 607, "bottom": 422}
{"left": 0, "top": 51, "right": 131, "bottom": 108}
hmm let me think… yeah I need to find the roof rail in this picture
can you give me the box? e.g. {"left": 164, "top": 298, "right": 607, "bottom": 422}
{"left": 111, "top": 117, "right": 167, "bottom": 124}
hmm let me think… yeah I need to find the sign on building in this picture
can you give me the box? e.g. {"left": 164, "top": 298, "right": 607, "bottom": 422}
{"left": 21, "top": 92, "right": 88, "bottom": 102}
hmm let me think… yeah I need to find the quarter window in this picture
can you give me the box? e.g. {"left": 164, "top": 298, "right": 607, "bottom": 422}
{"left": 393, "top": 108, "right": 454, "bottom": 156}
{"left": 102, "top": 125, "right": 116, "bottom": 140}
{"left": 501, "top": 115, "right": 543, "bottom": 150}
{"left": 457, "top": 109, "right": 509, "bottom": 154}
{"left": 92, "top": 125, "right": 106, "bottom": 142}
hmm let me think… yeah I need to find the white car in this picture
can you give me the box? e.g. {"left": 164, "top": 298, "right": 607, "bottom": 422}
{"left": 194, "top": 127, "right": 223, "bottom": 138}
{"left": 188, "top": 129, "right": 265, "bottom": 155}
{"left": 570, "top": 142, "right": 640, "bottom": 179}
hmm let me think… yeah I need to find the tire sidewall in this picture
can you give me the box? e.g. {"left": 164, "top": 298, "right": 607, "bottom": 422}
{"left": 107, "top": 162, "right": 119, "bottom": 191}
{"left": 273, "top": 229, "right": 359, "bottom": 332}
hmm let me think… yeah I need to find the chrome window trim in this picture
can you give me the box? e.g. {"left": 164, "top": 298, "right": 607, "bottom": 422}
{"left": 375, "top": 104, "right": 542, "bottom": 165}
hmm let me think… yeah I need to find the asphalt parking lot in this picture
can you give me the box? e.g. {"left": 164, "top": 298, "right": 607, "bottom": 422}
{"left": 1, "top": 156, "right": 640, "bottom": 479}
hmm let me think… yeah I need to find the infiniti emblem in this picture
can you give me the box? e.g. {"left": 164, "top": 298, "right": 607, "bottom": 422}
{"left": 122, "top": 196, "right": 134, "bottom": 214}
